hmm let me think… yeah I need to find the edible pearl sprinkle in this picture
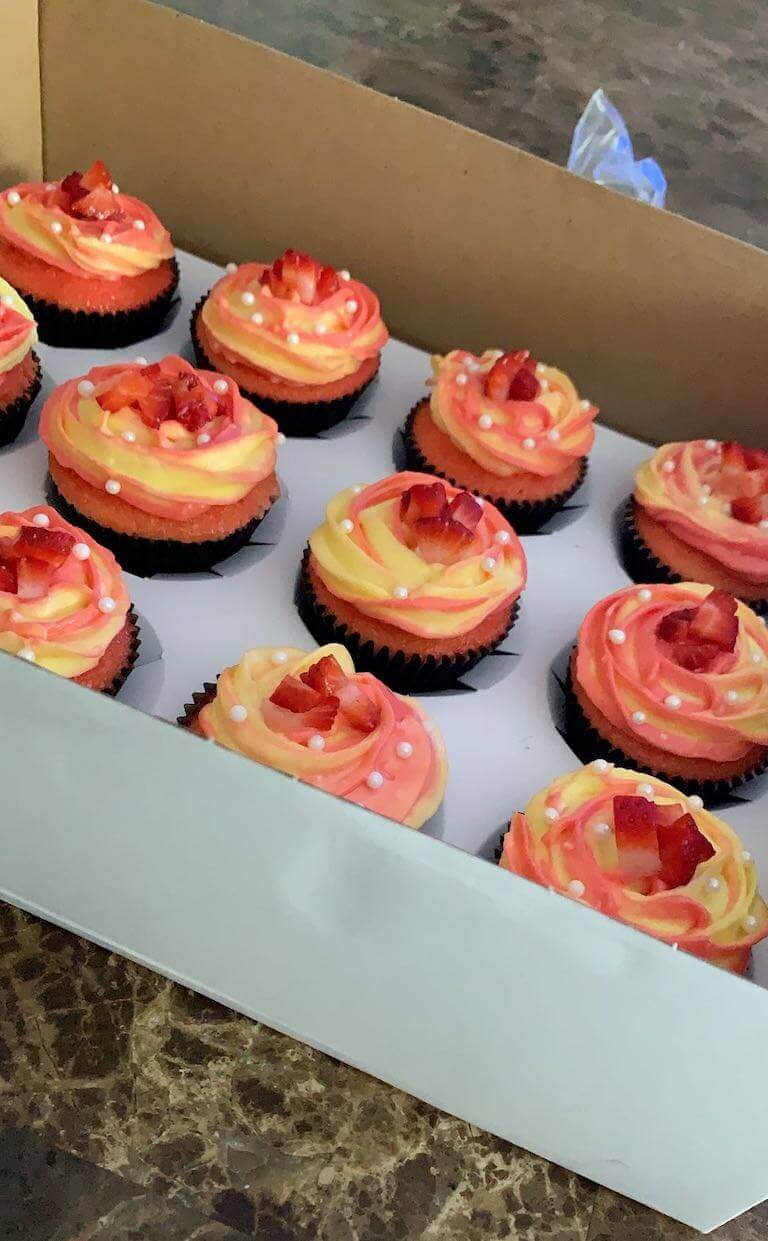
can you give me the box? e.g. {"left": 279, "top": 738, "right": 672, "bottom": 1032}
{"left": 544, "top": 807, "right": 559, "bottom": 821}
{"left": 276, "top": 433, "right": 286, "bottom": 445}
{"left": 706, "top": 877, "right": 721, "bottom": 892}
{"left": 752, "top": 652, "right": 764, "bottom": 663}
{"left": 50, "top": 220, "right": 63, "bottom": 234}
{"left": 308, "top": 734, "right": 326, "bottom": 751}
{"left": 366, "top": 771, "right": 384, "bottom": 790}
{"left": 547, "top": 428, "right": 560, "bottom": 441}
{"left": 1, "top": 295, "right": 13, "bottom": 307}
{"left": 251, "top": 312, "right": 264, "bottom": 325}
{"left": 271, "top": 650, "right": 288, "bottom": 664}
{"left": 18, "top": 648, "right": 35, "bottom": 662}
{"left": 393, "top": 585, "right": 409, "bottom": 599}
{"left": 665, "top": 694, "right": 682, "bottom": 709}
{"left": 608, "top": 628, "right": 626, "bottom": 644}
{"left": 77, "top": 379, "right": 95, "bottom": 397}
{"left": 568, "top": 879, "right": 585, "bottom": 897}
{"left": 478, "top": 414, "right": 493, "bottom": 429}
{"left": 72, "top": 543, "right": 90, "bottom": 561}
{"left": 580, "top": 399, "right": 591, "bottom": 410}
{"left": 455, "top": 373, "right": 468, "bottom": 386}
{"left": 701, "top": 484, "right": 712, "bottom": 496}
{"left": 636, "top": 782, "right": 654, "bottom": 797}
{"left": 592, "top": 759, "right": 609, "bottom": 772}
{"left": 197, "top": 433, "right": 211, "bottom": 446}
{"left": 705, "top": 439, "right": 718, "bottom": 450}
{"left": 229, "top": 705, "right": 248, "bottom": 723}
{"left": 7, "top": 190, "right": 20, "bottom": 205}
{"left": 522, "top": 437, "right": 536, "bottom": 449}
{"left": 744, "top": 914, "right": 758, "bottom": 930}
{"left": 339, "top": 269, "right": 351, "bottom": 281}
{"left": 122, "top": 430, "right": 136, "bottom": 442}
{"left": 494, "top": 530, "right": 510, "bottom": 545}
{"left": 98, "top": 596, "right": 116, "bottom": 613}
{"left": 225, "top": 262, "right": 238, "bottom": 274}
{"left": 213, "top": 378, "right": 228, "bottom": 394}
{"left": 352, "top": 484, "right": 364, "bottom": 494}
{"left": 482, "top": 557, "right": 497, "bottom": 573}
{"left": 662, "top": 461, "right": 675, "bottom": 473}
{"left": 105, "top": 479, "right": 121, "bottom": 495}
{"left": 287, "top": 332, "right": 300, "bottom": 346}
{"left": 742, "top": 850, "right": 753, "bottom": 863}
{"left": 135, "top": 355, "right": 148, "bottom": 366}
{"left": 631, "top": 710, "right": 646, "bottom": 724}
{"left": 726, "top": 690, "right": 739, "bottom": 703}
{"left": 32, "top": 513, "right": 49, "bottom": 527}
{"left": 101, "top": 232, "right": 113, "bottom": 244}
{"left": 638, "top": 588, "right": 652, "bottom": 601}
{"left": 242, "top": 291, "right": 255, "bottom": 306}
{"left": 761, "top": 520, "right": 768, "bottom": 529}
{"left": 697, "top": 495, "right": 709, "bottom": 507}
{"left": 340, "top": 518, "right": 354, "bottom": 533}
{"left": 345, "top": 299, "right": 358, "bottom": 314}
{"left": 467, "top": 360, "right": 480, "bottom": 372}
{"left": 594, "top": 822, "right": 611, "bottom": 836}
{"left": 396, "top": 741, "right": 414, "bottom": 759}
{"left": 688, "top": 795, "right": 704, "bottom": 810}
{"left": 134, "top": 219, "right": 146, "bottom": 231}
{"left": 315, "top": 322, "right": 327, "bottom": 334}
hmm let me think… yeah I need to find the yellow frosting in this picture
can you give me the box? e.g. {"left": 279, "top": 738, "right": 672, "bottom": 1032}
{"left": 309, "top": 472, "right": 527, "bottom": 639}
{"left": 0, "top": 276, "right": 36, "bottom": 376}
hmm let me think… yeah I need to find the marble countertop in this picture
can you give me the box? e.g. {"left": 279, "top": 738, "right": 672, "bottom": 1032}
{"left": 3, "top": 2, "right": 768, "bottom": 1237}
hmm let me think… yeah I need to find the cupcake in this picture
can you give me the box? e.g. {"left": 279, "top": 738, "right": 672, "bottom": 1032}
{"left": 567, "top": 581, "right": 768, "bottom": 795}
{"left": 0, "top": 160, "right": 178, "bottom": 347}
{"left": 41, "top": 355, "right": 280, "bottom": 576}
{"left": 403, "top": 348, "right": 596, "bottom": 532}
{"left": 500, "top": 762, "right": 768, "bottom": 974}
{"left": 191, "top": 249, "right": 387, "bottom": 436}
{"left": 299, "top": 471, "right": 526, "bottom": 692}
{"left": 625, "top": 439, "right": 768, "bottom": 612}
{"left": 179, "top": 643, "right": 447, "bottom": 829}
{"left": 0, "top": 278, "right": 41, "bottom": 447}
{"left": 0, "top": 504, "right": 138, "bottom": 694}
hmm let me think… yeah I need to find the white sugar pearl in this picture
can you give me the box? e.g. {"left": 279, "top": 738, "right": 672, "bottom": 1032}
{"left": 701, "top": 484, "right": 712, "bottom": 496}
{"left": 134, "top": 219, "right": 146, "bottom": 231}
{"left": 315, "top": 322, "right": 327, "bottom": 334}
{"left": 229, "top": 704, "right": 248, "bottom": 723}
{"left": 241, "top": 291, "right": 255, "bottom": 306}
{"left": 744, "top": 914, "right": 758, "bottom": 930}
{"left": 580, "top": 399, "right": 591, "bottom": 411}
{"left": 544, "top": 807, "right": 559, "bottom": 821}
{"left": 522, "top": 437, "right": 536, "bottom": 450}
{"left": 725, "top": 690, "right": 739, "bottom": 704}
{"left": 271, "top": 650, "right": 288, "bottom": 665}
{"left": 455, "top": 373, "right": 468, "bottom": 387}
{"left": 72, "top": 543, "right": 90, "bottom": 561}
{"left": 478, "top": 415, "right": 493, "bottom": 430}
{"left": 608, "top": 628, "right": 626, "bottom": 644}
{"left": 706, "top": 877, "right": 721, "bottom": 892}
{"left": 276, "top": 433, "right": 286, "bottom": 446}
{"left": 1, "top": 295, "right": 13, "bottom": 307}
{"left": 98, "top": 596, "right": 116, "bottom": 613}
{"left": 688, "top": 795, "right": 704, "bottom": 810}
{"left": 752, "top": 651, "right": 763, "bottom": 663}
{"left": 50, "top": 220, "right": 63, "bottom": 235}
{"left": 196, "top": 433, "right": 211, "bottom": 446}
{"left": 77, "top": 379, "right": 95, "bottom": 397}
{"left": 636, "top": 782, "right": 654, "bottom": 797}
{"left": 101, "top": 232, "right": 113, "bottom": 244}
{"left": 105, "top": 479, "right": 121, "bottom": 495}
{"left": 494, "top": 530, "right": 511, "bottom": 545}
{"left": 213, "top": 378, "right": 228, "bottom": 395}
{"left": 396, "top": 741, "right": 414, "bottom": 759}
{"left": 761, "top": 520, "right": 768, "bottom": 529}
{"left": 592, "top": 759, "right": 609, "bottom": 772}
{"left": 638, "top": 588, "right": 652, "bottom": 601}
{"left": 742, "top": 850, "right": 753, "bottom": 863}
{"left": 18, "top": 647, "right": 35, "bottom": 662}
{"left": 111, "top": 182, "right": 120, "bottom": 193}
{"left": 697, "top": 495, "right": 709, "bottom": 507}
{"left": 308, "top": 734, "right": 326, "bottom": 751}
{"left": 225, "top": 262, "right": 238, "bottom": 274}
{"left": 340, "top": 518, "right": 354, "bottom": 533}
{"left": 593, "top": 822, "right": 611, "bottom": 837}
{"left": 705, "top": 439, "right": 718, "bottom": 450}
{"left": 466, "top": 359, "right": 480, "bottom": 372}
{"left": 662, "top": 460, "right": 675, "bottom": 474}
{"left": 366, "top": 771, "right": 384, "bottom": 790}
{"left": 631, "top": 710, "right": 646, "bottom": 724}
{"left": 547, "top": 428, "right": 560, "bottom": 442}
{"left": 568, "top": 879, "right": 585, "bottom": 897}
{"left": 122, "top": 430, "right": 136, "bottom": 443}
{"left": 482, "top": 557, "right": 497, "bottom": 573}
{"left": 134, "top": 356, "right": 148, "bottom": 366}
{"left": 7, "top": 190, "right": 20, "bottom": 205}
{"left": 345, "top": 299, "right": 358, "bottom": 314}
{"left": 665, "top": 694, "right": 682, "bottom": 710}
{"left": 351, "top": 484, "right": 364, "bottom": 494}
{"left": 393, "top": 585, "right": 409, "bottom": 599}
{"left": 32, "top": 513, "right": 49, "bottom": 527}
{"left": 287, "top": 332, "right": 300, "bottom": 346}
{"left": 251, "top": 312, "right": 264, "bottom": 325}
{"left": 339, "top": 269, "right": 350, "bottom": 281}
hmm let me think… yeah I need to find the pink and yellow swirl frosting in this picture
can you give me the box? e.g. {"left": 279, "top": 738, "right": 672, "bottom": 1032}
{"left": 200, "top": 259, "right": 388, "bottom": 386}
{"left": 427, "top": 349, "right": 597, "bottom": 478}
{"left": 0, "top": 506, "right": 130, "bottom": 677}
{"left": 197, "top": 644, "right": 447, "bottom": 828}
{"left": 634, "top": 440, "right": 768, "bottom": 585}
{"left": 0, "top": 167, "right": 173, "bottom": 279}
{"left": 575, "top": 582, "right": 768, "bottom": 762}
{"left": 40, "top": 356, "right": 279, "bottom": 521}
{"left": 0, "top": 277, "right": 36, "bottom": 382}
{"left": 500, "top": 763, "right": 768, "bottom": 972}
{"left": 309, "top": 472, "right": 527, "bottom": 639}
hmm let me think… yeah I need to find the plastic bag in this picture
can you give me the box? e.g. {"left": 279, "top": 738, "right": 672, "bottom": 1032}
{"left": 567, "top": 88, "right": 666, "bottom": 208}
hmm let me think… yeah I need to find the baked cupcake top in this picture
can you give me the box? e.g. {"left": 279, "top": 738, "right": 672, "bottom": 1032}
{"left": 500, "top": 762, "right": 768, "bottom": 972}
{"left": 0, "top": 505, "right": 130, "bottom": 677}
{"left": 0, "top": 160, "right": 173, "bottom": 280}
{"left": 197, "top": 644, "right": 447, "bottom": 828}
{"left": 40, "top": 356, "right": 279, "bottom": 520}
{"left": 426, "top": 349, "right": 597, "bottom": 478}
{"left": 0, "top": 278, "right": 36, "bottom": 377}
{"left": 634, "top": 440, "right": 768, "bottom": 585}
{"left": 575, "top": 582, "right": 768, "bottom": 762}
{"left": 309, "top": 472, "right": 527, "bottom": 639}
{"left": 200, "top": 250, "right": 388, "bottom": 386}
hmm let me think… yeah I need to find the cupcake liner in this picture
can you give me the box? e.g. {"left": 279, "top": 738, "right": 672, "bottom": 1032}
{"left": 177, "top": 681, "right": 218, "bottom": 729}
{"left": 19, "top": 259, "right": 180, "bottom": 348}
{"left": 402, "top": 405, "right": 588, "bottom": 534}
{"left": 297, "top": 546, "right": 520, "bottom": 693}
{"left": 0, "top": 351, "right": 42, "bottom": 448}
{"left": 101, "top": 608, "right": 142, "bottom": 697}
{"left": 46, "top": 474, "right": 273, "bottom": 578}
{"left": 191, "top": 296, "right": 377, "bottom": 437}
{"left": 620, "top": 498, "right": 768, "bottom": 616}
{"left": 563, "top": 647, "right": 768, "bottom": 800}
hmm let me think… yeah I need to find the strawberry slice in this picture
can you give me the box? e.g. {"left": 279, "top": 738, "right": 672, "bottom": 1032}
{"left": 301, "top": 655, "right": 381, "bottom": 732}
{"left": 399, "top": 481, "right": 448, "bottom": 525}
{"left": 0, "top": 562, "right": 17, "bottom": 593}
{"left": 448, "top": 492, "right": 483, "bottom": 531}
{"left": 612, "top": 795, "right": 663, "bottom": 879}
{"left": 720, "top": 441, "right": 747, "bottom": 477}
{"left": 59, "top": 171, "right": 88, "bottom": 206}
{"left": 270, "top": 675, "right": 325, "bottom": 712}
{"left": 412, "top": 513, "right": 474, "bottom": 564}
{"left": 71, "top": 186, "right": 125, "bottom": 223}
{"left": 731, "top": 495, "right": 766, "bottom": 525}
{"left": 743, "top": 448, "right": 768, "bottom": 471}
{"left": 657, "top": 813, "right": 715, "bottom": 888}
{"left": 16, "top": 559, "right": 52, "bottom": 600}
{"left": 688, "top": 589, "right": 738, "bottom": 651}
{"left": 484, "top": 351, "right": 540, "bottom": 402}
{"left": 267, "top": 672, "right": 339, "bottom": 733}
{"left": 99, "top": 371, "right": 154, "bottom": 413}
{"left": 656, "top": 608, "right": 696, "bottom": 644}
{"left": 668, "top": 640, "right": 722, "bottom": 672}
{"left": 301, "top": 654, "right": 347, "bottom": 697}
{"left": 80, "top": 159, "right": 113, "bottom": 191}
{"left": 12, "top": 527, "right": 75, "bottom": 566}
{"left": 259, "top": 249, "right": 340, "bottom": 305}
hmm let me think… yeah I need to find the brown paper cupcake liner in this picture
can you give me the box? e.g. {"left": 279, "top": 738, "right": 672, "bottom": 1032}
{"left": 620, "top": 498, "right": 768, "bottom": 617}
{"left": 0, "top": 351, "right": 42, "bottom": 448}
{"left": 402, "top": 405, "right": 588, "bottom": 534}
{"left": 562, "top": 647, "right": 768, "bottom": 800}
{"left": 177, "top": 681, "right": 218, "bottom": 729}
{"left": 46, "top": 474, "right": 273, "bottom": 578}
{"left": 297, "top": 546, "right": 520, "bottom": 693}
{"left": 191, "top": 296, "right": 377, "bottom": 436}
{"left": 18, "top": 259, "right": 180, "bottom": 348}
{"left": 101, "top": 608, "right": 142, "bottom": 697}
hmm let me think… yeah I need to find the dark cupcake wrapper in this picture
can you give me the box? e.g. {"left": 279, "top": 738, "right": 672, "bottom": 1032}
{"left": 620, "top": 498, "right": 768, "bottom": 617}
{"left": 297, "top": 546, "right": 520, "bottom": 693}
{"left": 177, "top": 681, "right": 218, "bottom": 729}
{"left": 563, "top": 645, "right": 768, "bottom": 800}
{"left": 402, "top": 404, "right": 588, "bottom": 534}
{"left": 101, "top": 607, "right": 142, "bottom": 697}
{"left": 15, "top": 259, "right": 180, "bottom": 349}
{"left": 0, "top": 351, "right": 42, "bottom": 448}
{"left": 45, "top": 473, "right": 275, "bottom": 578}
{"left": 190, "top": 295, "right": 378, "bottom": 437}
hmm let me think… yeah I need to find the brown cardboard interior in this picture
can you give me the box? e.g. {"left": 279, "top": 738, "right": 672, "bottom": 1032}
{"left": 18, "top": 0, "right": 768, "bottom": 446}
{"left": 0, "top": 0, "right": 42, "bottom": 187}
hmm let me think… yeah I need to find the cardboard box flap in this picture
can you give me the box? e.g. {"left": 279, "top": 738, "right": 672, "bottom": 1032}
{"left": 0, "top": 0, "right": 43, "bottom": 185}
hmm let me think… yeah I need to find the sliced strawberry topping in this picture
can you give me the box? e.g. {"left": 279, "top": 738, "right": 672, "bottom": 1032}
{"left": 731, "top": 495, "right": 767, "bottom": 525}
{"left": 56, "top": 162, "right": 122, "bottom": 221}
{"left": 411, "top": 513, "right": 474, "bottom": 564}
{"left": 656, "top": 608, "right": 696, "bottom": 644}
{"left": 611, "top": 796, "right": 713, "bottom": 888}
{"left": 266, "top": 674, "right": 339, "bottom": 733}
{"left": 71, "top": 186, "right": 125, "bottom": 223}
{"left": 0, "top": 563, "right": 17, "bottom": 593}
{"left": 688, "top": 589, "right": 738, "bottom": 649}
{"left": 259, "top": 249, "right": 340, "bottom": 305}
{"left": 399, "top": 481, "right": 447, "bottom": 524}
{"left": 484, "top": 351, "right": 540, "bottom": 403}
{"left": 271, "top": 675, "right": 326, "bottom": 713}
{"left": 16, "top": 559, "right": 53, "bottom": 600}
{"left": 612, "top": 795, "right": 663, "bottom": 879}
{"left": 300, "top": 655, "right": 380, "bottom": 733}
{"left": 59, "top": 171, "right": 88, "bottom": 205}
{"left": 398, "top": 480, "right": 482, "bottom": 565}
{"left": 97, "top": 365, "right": 228, "bottom": 433}
{"left": 717, "top": 440, "right": 768, "bottom": 511}
{"left": 657, "top": 813, "right": 715, "bottom": 888}
{"left": 300, "top": 654, "right": 347, "bottom": 697}
{"left": 3, "top": 527, "right": 75, "bottom": 566}
{"left": 80, "top": 159, "right": 113, "bottom": 191}
{"left": 657, "top": 590, "right": 738, "bottom": 670}
{"left": 447, "top": 491, "right": 483, "bottom": 530}
{"left": 743, "top": 447, "right": 768, "bottom": 471}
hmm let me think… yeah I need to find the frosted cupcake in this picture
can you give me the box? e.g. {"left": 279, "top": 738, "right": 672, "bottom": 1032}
{"left": 0, "top": 278, "right": 41, "bottom": 446}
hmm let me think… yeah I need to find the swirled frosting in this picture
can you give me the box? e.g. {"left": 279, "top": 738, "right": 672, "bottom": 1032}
{"left": 0, "top": 506, "right": 130, "bottom": 677}
{"left": 575, "top": 581, "right": 768, "bottom": 762}
{"left": 634, "top": 440, "right": 768, "bottom": 585}
{"left": 0, "top": 163, "right": 173, "bottom": 280}
{"left": 500, "top": 763, "right": 768, "bottom": 971}
{"left": 426, "top": 349, "right": 597, "bottom": 478}
{"left": 197, "top": 644, "right": 447, "bottom": 827}
{"left": 200, "top": 255, "right": 388, "bottom": 386}
{"left": 0, "top": 277, "right": 36, "bottom": 379}
{"left": 40, "top": 356, "right": 279, "bottom": 521}
{"left": 309, "top": 472, "right": 527, "bottom": 639}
